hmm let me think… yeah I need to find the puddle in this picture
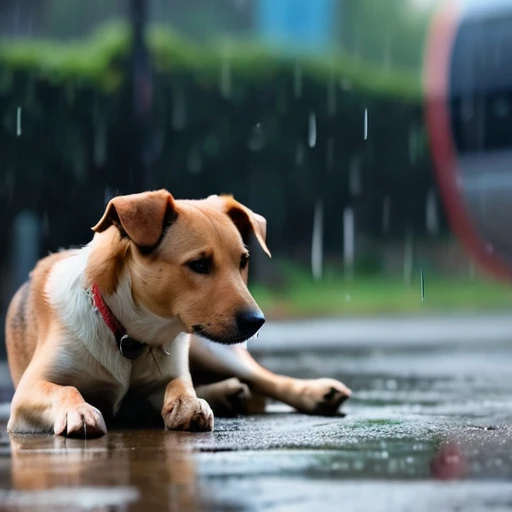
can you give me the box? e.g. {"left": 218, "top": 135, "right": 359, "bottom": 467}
{"left": 1, "top": 341, "right": 512, "bottom": 510}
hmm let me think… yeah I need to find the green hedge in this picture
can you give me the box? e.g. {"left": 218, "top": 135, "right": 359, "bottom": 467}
{"left": 0, "top": 23, "right": 421, "bottom": 98}
{"left": 0, "top": 23, "right": 438, "bottom": 269}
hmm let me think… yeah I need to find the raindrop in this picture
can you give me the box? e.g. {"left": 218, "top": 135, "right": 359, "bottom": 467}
{"left": 343, "top": 208, "right": 355, "bottom": 280}
{"left": 12, "top": 211, "right": 40, "bottom": 292}
{"left": 311, "top": 199, "right": 324, "bottom": 281}
{"left": 420, "top": 268, "right": 425, "bottom": 303}
{"left": 308, "top": 113, "right": 317, "bottom": 148}
{"left": 171, "top": 83, "right": 186, "bottom": 131}
{"left": 16, "top": 106, "right": 21, "bottom": 136}
{"left": 248, "top": 123, "right": 266, "bottom": 152}
{"left": 426, "top": 189, "right": 439, "bottom": 235}
{"left": 363, "top": 108, "right": 368, "bottom": 140}
{"left": 403, "top": 229, "right": 414, "bottom": 285}
{"left": 294, "top": 61, "right": 302, "bottom": 98}
{"left": 349, "top": 157, "right": 362, "bottom": 196}
{"left": 295, "top": 142, "right": 304, "bottom": 166}
{"left": 187, "top": 147, "right": 202, "bottom": 174}
{"left": 345, "top": 293, "right": 351, "bottom": 302}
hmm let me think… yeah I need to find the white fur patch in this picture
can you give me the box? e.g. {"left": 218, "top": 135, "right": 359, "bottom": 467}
{"left": 46, "top": 247, "right": 131, "bottom": 408}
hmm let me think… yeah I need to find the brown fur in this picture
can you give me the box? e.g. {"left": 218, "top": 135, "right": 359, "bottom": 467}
{"left": 7, "top": 250, "right": 75, "bottom": 386}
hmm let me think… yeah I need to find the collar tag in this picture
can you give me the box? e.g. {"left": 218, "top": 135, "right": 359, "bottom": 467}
{"left": 119, "top": 334, "right": 147, "bottom": 361}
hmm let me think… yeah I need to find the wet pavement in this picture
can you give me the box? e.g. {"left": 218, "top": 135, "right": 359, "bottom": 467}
{"left": 1, "top": 316, "right": 512, "bottom": 511}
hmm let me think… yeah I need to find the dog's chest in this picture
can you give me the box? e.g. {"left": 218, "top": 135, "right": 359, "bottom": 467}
{"left": 50, "top": 340, "right": 131, "bottom": 412}
{"left": 55, "top": 337, "right": 181, "bottom": 415}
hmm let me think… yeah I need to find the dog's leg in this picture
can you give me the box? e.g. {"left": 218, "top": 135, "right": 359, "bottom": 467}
{"left": 195, "top": 378, "right": 254, "bottom": 416}
{"left": 158, "top": 377, "right": 214, "bottom": 432}
{"left": 144, "top": 335, "right": 214, "bottom": 432}
{"left": 8, "top": 374, "right": 107, "bottom": 437}
{"left": 190, "top": 336, "right": 351, "bottom": 415}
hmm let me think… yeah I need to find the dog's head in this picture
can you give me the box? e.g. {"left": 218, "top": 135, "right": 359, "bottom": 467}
{"left": 88, "top": 189, "right": 270, "bottom": 345}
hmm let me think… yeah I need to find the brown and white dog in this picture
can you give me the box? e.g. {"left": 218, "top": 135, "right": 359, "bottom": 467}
{"left": 5, "top": 189, "right": 350, "bottom": 437}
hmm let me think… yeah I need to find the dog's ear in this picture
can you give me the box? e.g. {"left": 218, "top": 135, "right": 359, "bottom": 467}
{"left": 207, "top": 195, "right": 271, "bottom": 257}
{"left": 92, "top": 189, "right": 177, "bottom": 248}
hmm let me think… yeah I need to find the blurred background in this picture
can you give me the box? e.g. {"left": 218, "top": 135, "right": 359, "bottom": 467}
{"left": 1, "top": 0, "right": 512, "bottom": 360}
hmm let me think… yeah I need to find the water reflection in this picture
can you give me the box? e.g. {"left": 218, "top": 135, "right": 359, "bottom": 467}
{"left": 4, "top": 431, "right": 201, "bottom": 512}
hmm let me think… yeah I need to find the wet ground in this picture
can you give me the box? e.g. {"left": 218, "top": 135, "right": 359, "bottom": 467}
{"left": 1, "top": 315, "right": 512, "bottom": 511}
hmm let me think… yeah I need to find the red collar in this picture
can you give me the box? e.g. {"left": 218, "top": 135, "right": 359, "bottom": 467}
{"left": 91, "top": 283, "right": 147, "bottom": 360}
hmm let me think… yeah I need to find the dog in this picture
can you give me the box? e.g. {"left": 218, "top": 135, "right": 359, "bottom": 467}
{"left": 5, "top": 189, "right": 351, "bottom": 437}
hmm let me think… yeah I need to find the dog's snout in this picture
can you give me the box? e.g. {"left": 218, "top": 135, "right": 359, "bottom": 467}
{"left": 236, "top": 309, "right": 265, "bottom": 337}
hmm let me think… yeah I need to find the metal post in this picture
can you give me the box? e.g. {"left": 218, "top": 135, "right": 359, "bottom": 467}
{"left": 129, "top": 0, "right": 155, "bottom": 192}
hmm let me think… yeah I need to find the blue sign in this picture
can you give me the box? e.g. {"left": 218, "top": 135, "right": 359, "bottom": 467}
{"left": 255, "top": 0, "right": 335, "bottom": 54}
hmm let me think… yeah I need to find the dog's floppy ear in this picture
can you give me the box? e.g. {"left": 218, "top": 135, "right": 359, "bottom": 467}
{"left": 92, "top": 189, "right": 177, "bottom": 248}
{"left": 207, "top": 195, "right": 271, "bottom": 257}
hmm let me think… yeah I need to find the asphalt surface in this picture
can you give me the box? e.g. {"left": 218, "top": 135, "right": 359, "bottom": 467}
{"left": 1, "top": 314, "right": 512, "bottom": 511}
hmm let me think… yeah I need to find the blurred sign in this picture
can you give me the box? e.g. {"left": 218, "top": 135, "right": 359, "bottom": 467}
{"left": 255, "top": 0, "right": 335, "bottom": 54}
{"left": 425, "top": 0, "right": 512, "bottom": 281}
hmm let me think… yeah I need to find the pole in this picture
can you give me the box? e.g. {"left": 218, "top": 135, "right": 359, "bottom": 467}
{"left": 129, "top": 0, "right": 155, "bottom": 192}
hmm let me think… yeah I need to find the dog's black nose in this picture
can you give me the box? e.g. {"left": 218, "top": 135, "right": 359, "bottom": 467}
{"left": 236, "top": 309, "right": 265, "bottom": 338}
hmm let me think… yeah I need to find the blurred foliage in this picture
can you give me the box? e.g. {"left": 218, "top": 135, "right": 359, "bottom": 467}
{"left": 0, "top": 22, "right": 440, "bottom": 281}
{"left": 250, "top": 263, "right": 512, "bottom": 319}
{"left": 0, "top": 22, "right": 421, "bottom": 96}
{"left": 340, "top": 0, "right": 432, "bottom": 72}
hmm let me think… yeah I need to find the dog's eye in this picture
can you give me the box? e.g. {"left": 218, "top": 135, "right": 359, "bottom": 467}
{"left": 240, "top": 253, "right": 250, "bottom": 270}
{"left": 187, "top": 258, "right": 212, "bottom": 275}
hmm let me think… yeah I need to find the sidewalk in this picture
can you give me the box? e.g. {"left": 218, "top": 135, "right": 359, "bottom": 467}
{"left": 251, "top": 312, "right": 512, "bottom": 352}
{"left": 2, "top": 313, "right": 512, "bottom": 511}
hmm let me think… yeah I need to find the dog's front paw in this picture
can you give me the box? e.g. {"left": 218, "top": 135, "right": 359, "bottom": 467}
{"left": 294, "top": 378, "right": 352, "bottom": 416}
{"left": 54, "top": 403, "right": 107, "bottom": 438}
{"left": 163, "top": 395, "right": 214, "bottom": 432}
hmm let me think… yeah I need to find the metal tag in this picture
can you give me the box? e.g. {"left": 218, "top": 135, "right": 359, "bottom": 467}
{"left": 119, "top": 335, "right": 147, "bottom": 361}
